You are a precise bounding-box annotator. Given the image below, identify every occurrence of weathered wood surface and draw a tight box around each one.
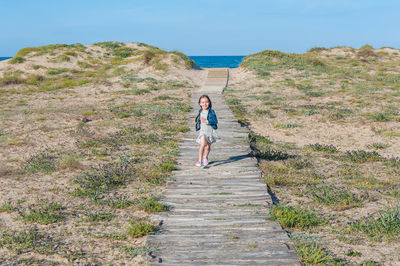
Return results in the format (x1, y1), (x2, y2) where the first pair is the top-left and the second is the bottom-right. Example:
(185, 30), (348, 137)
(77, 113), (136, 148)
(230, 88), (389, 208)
(146, 69), (299, 265)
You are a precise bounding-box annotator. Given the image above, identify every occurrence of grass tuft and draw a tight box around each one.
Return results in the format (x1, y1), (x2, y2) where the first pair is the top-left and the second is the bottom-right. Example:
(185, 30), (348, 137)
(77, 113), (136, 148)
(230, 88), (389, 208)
(347, 205), (400, 241)
(20, 201), (64, 224)
(9, 56), (26, 64)
(307, 143), (338, 153)
(0, 227), (59, 255)
(269, 204), (328, 229)
(121, 245), (157, 258)
(85, 210), (115, 222)
(24, 151), (56, 173)
(305, 183), (369, 210)
(127, 218), (158, 238)
(343, 150), (382, 163)
(72, 156), (135, 199)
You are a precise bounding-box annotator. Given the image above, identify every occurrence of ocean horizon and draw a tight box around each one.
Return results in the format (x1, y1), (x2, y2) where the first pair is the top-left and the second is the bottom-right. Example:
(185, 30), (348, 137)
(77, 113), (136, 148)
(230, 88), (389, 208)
(189, 56), (246, 68)
(1, 56), (246, 68)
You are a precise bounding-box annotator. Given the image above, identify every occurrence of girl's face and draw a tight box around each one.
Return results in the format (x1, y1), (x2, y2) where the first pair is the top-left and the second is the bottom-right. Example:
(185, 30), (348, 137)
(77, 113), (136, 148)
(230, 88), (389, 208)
(199, 97), (210, 110)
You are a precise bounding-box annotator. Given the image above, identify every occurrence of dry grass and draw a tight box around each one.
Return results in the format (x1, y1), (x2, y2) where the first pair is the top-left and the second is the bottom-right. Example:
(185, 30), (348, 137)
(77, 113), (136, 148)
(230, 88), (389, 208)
(0, 42), (201, 264)
(226, 46), (400, 264)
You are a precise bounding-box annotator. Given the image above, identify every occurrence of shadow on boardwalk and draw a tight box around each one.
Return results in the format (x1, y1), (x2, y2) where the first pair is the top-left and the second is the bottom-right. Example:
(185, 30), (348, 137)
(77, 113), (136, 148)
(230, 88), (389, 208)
(207, 153), (252, 167)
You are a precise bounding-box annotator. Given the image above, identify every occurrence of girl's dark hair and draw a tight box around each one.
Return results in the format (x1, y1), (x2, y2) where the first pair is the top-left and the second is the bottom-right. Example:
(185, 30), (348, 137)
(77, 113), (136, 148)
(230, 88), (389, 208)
(198, 95), (212, 108)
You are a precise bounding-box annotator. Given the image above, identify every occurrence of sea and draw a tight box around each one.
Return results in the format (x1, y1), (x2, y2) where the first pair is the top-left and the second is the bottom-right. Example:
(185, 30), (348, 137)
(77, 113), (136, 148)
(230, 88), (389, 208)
(189, 56), (246, 68)
(1, 56), (246, 68)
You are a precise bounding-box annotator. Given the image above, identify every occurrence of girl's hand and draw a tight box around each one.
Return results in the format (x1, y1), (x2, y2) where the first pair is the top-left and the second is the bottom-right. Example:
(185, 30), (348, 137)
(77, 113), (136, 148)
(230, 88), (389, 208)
(193, 121), (197, 125)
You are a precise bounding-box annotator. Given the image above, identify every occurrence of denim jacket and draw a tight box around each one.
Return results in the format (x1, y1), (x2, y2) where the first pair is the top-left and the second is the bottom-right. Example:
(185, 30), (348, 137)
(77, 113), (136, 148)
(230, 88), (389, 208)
(195, 107), (218, 131)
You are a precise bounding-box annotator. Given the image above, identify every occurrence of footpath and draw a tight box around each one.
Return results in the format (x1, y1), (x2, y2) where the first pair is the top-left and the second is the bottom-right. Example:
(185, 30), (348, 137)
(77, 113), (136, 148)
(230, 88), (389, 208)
(146, 68), (299, 265)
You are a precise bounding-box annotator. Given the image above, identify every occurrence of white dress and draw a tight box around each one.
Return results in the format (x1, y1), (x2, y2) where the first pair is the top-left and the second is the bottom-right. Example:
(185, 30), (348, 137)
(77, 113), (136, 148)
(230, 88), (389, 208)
(196, 110), (219, 144)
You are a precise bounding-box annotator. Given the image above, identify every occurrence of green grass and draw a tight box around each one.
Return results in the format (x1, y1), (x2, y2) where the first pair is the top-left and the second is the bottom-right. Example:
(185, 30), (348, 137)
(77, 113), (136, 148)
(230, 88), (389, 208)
(20, 201), (64, 224)
(121, 245), (157, 258)
(305, 183), (369, 210)
(348, 205), (400, 241)
(46, 68), (69, 75)
(343, 150), (382, 163)
(15, 43), (86, 57)
(306, 143), (338, 153)
(84, 211), (115, 222)
(366, 143), (389, 150)
(136, 198), (168, 213)
(294, 239), (335, 264)
(104, 196), (135, 209)
(127, 218), (158, 238)
(8, 56), (26, 64)
(171, 51), (196, 69)
(284, 157), (312, 169)
(0, 227), (59, 255)
(268, 204), (328, 229)
(153, 95), (180, 101)
(57, 152), (82, 169)
(274, 122), (299, 128)
(344, 248), (361, 257)
(0, 203), (14, 212)
(72, 156), (135, 199)
(24, 151), (56, 173)
(370, 112), (390, 122)
(115, 88), (150, 95)
(240, 49), (328, 79)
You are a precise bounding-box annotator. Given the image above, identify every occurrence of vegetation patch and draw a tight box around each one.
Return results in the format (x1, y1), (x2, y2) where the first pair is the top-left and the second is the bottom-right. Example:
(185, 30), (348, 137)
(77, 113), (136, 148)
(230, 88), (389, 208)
(0, 227), (60, 255)
(343, 150), (382, 163)
(121, 245), (157, 258)
(268, 204), (328, 229)
(347, 206), (400, 241)
(84, 210), (115, 222)
(72, 155), (135, 199)
(24, 151), (56, 173)
(306, 143), (338, 153)
(305, 183), (369, 210)
(294, 238), (336, 264)
(19, 201), (64, 224)
(8, 56), (26, 64)
(127, 218), (158, 238)
(0, 203), (14, 213)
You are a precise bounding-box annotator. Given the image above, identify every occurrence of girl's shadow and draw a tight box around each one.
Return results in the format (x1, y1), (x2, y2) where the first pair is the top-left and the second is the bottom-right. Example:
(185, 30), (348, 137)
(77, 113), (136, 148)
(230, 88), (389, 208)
(204, 153), (252, 168)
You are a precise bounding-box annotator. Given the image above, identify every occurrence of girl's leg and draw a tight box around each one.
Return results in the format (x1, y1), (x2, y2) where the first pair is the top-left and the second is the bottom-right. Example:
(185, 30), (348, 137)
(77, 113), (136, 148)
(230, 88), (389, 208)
(204, 142), (211, 160)
(198, 136), (206, 162)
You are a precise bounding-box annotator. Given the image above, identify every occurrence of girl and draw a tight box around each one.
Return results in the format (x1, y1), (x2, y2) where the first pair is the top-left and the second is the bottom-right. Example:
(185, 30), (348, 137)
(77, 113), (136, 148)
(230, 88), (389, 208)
(193, 95), (219, 166)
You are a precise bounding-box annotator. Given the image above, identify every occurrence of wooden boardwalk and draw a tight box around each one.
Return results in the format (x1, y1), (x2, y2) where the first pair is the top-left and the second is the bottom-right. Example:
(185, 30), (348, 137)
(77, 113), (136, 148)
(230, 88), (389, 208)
(146, 68), (299, 265)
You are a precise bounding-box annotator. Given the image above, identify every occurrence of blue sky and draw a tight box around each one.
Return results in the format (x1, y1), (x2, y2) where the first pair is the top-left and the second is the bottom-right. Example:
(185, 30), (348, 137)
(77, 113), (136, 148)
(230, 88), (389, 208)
(1, 0), (399, 56)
